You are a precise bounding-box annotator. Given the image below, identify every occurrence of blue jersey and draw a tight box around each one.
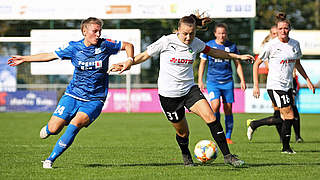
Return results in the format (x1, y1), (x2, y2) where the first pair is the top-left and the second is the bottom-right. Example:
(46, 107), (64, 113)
(200, 40), (239, 83)
(55, 38), (121, 101)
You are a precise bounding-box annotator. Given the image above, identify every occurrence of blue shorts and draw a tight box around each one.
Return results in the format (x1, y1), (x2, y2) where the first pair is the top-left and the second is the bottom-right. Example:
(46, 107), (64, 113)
(53, 95), (104, 127)
(207, 81), (234, 103)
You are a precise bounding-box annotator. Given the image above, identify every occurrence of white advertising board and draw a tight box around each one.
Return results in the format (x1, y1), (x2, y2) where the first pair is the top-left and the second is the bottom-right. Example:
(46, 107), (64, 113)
(245, 88), (274, 113)
(30, 29), (141, 75)
(254, 30), (320, 55)
(0, 0), (255, 19)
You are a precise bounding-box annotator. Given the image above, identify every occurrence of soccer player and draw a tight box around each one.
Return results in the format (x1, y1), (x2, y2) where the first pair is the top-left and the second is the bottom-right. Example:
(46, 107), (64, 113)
(247, 26), (304, 143)
(252, 12), (315, 154)
(8, 17), (134, 168)
(109, 14), (254, 167)
(198, 23), (246, 144)
(247, 69), (304, 142)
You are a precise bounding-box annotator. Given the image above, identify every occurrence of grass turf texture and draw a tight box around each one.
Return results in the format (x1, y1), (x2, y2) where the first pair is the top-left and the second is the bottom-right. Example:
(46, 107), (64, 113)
(0, 112), (319, 179)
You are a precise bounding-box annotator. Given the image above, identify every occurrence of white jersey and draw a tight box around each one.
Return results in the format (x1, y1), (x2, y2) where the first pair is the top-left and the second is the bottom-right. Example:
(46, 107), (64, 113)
(259, 37), (302, 91)
(147, 34), (206, 97)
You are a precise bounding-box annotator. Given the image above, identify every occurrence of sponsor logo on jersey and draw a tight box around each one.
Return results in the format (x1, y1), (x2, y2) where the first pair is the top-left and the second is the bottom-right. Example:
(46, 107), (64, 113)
(79, 60), (103, 70)
(170, 58), (193, 64)
(280, 59), (295, 64)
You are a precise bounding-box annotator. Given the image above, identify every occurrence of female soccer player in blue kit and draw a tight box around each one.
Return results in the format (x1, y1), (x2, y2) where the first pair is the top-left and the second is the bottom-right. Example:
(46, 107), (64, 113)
(198, 23), (246, 144)
(8, 17), (134, 168)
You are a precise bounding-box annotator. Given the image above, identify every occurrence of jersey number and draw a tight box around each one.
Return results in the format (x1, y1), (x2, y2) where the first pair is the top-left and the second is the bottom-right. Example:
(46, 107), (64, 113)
(166, 111), (179, 121)
(54, 105), (65, 115)
(280, 95), (290, 105)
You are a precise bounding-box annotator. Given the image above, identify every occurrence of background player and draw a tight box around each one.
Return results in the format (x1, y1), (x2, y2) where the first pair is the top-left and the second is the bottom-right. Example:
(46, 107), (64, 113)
(247, 26), (304, 143)
(252, 12), (315, 154)
(110, 14), (254, 167)
(8, 17), (134, 168)
(198, 23), (246, 144)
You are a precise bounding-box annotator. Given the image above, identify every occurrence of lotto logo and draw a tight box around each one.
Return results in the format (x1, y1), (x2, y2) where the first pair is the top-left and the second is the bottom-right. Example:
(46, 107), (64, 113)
(170, 58), (193, 64)
(280, 59), (295, 64)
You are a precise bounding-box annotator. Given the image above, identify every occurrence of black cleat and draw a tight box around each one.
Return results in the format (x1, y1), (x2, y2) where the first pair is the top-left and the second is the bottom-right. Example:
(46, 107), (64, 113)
(296, 137), (304, 143)
(182, 153), (194, 166)
(281, 148), (296, 154)
(224, 154), (245, 167)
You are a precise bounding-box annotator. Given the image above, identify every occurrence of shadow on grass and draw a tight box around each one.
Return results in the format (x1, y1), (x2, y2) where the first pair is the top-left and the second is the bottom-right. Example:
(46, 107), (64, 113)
(84, 162), (248, 169)
(248, 162), (320, 167)
(248, 141), (320, 144)
(85, 162), (181, 167)
(261, 149), (320, 153)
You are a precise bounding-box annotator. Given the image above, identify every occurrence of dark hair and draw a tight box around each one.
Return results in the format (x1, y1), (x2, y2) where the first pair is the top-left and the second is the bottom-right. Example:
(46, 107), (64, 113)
(214, 23), (228, 33)
(178, 13), (212, 31)
(80, 17), (103, 35)
(275, 12), (291, 28)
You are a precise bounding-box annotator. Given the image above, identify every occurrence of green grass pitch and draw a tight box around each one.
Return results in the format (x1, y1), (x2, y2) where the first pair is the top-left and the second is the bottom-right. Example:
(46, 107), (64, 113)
(0, 112), (319, 179)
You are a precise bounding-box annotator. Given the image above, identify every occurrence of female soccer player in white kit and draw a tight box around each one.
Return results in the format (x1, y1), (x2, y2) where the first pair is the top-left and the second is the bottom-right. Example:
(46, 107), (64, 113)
(110, 14), (254, 167)
(253, 12), (315, 154)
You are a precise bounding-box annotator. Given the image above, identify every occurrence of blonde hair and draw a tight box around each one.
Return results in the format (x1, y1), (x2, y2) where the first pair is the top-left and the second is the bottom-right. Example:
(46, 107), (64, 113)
(261, 25), (277, 46)
(80, 17), (103, 35)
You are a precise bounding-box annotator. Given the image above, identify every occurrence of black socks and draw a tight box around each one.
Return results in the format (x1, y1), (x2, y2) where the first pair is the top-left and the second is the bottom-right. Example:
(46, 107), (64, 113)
(250, 110), (282, 131)
(282, 119), (294, 150)
(292, 105), (301, 139)
(176, 134), (191, 155)
(207, 121), (230, 156)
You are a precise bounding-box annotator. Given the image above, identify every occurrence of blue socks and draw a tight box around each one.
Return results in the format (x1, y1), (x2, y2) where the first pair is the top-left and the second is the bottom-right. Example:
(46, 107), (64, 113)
(214, 113), (233, 139)
(46, 125), (53, 135)
(47, 124), (79, 162)
(225, 115), (234, 139)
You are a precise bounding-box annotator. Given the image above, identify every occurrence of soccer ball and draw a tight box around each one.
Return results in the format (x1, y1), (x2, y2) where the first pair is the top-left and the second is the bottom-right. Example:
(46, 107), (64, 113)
(194, 140), (218, 163)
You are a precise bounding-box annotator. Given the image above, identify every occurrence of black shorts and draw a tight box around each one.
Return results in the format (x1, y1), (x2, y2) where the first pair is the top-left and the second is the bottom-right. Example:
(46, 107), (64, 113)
(159, 85), (206, 123)
(267, 89), (293, 108)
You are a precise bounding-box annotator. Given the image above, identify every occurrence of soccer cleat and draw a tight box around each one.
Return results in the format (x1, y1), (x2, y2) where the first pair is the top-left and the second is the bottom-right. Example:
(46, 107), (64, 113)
(40, 125), (50, 139)
(247, 126), (254, 141)
(226, 138), (234, 144)
(182, 153), (194, 166)
(296, 137), (304, 143)
(281, 148), (296, 154)
(246, 119), (255, 128)
(224, 154), (245, 167)
(42, 160), (53, 169)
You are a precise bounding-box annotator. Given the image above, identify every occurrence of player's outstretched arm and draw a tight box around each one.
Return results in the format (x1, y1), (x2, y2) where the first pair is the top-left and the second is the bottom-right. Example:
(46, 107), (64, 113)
(8, 53), (58, 66)
(206, 48), (254, 62)
(295, 59), (315, 94)
(119, 41), (134, 73)
(108, 50), (151, 73)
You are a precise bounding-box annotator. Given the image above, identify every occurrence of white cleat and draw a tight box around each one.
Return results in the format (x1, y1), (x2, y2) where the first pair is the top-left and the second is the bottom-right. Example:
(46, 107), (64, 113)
(40, 126), (50, 139)
(247, 126), (254, 141)
(42, 160), (53, 169)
